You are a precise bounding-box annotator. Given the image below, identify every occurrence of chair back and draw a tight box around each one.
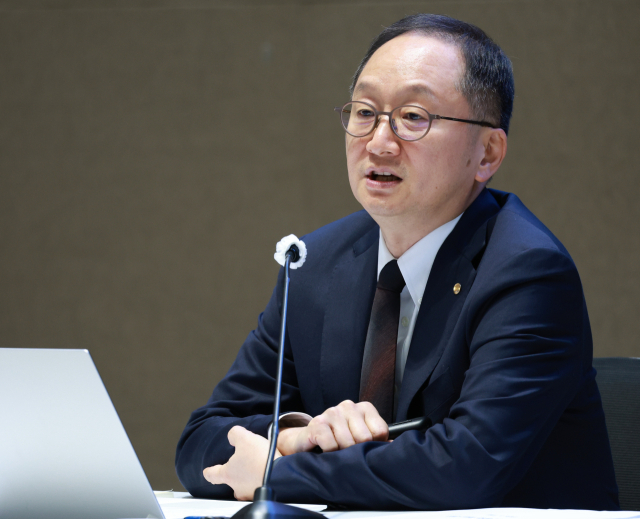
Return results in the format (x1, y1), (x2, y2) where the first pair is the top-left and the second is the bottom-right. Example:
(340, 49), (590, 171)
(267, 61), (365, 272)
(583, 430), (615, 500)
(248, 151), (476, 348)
(593, 357), (640, 511)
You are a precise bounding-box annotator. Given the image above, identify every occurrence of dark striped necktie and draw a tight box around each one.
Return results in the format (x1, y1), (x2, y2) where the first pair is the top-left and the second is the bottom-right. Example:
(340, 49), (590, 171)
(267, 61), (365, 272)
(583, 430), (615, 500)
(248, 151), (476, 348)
(359, 259), (406, 423)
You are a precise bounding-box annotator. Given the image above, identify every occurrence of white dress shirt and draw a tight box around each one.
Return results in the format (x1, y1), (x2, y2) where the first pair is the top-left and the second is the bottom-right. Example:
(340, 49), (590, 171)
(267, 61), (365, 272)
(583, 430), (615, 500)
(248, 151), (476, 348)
(376, 213), (462, 393)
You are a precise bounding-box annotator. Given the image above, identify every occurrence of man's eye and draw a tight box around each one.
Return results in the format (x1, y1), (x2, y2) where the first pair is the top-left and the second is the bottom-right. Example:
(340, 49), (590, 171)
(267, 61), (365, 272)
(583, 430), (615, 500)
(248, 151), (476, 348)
(404, 111), (425, 121)
(357, 110), (375, 117)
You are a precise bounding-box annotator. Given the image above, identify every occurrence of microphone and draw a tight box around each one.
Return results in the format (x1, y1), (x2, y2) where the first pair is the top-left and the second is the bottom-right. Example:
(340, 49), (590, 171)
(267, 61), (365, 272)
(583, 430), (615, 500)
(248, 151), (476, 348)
(232, 236), (322, 519)
(387, 416), (431, 439)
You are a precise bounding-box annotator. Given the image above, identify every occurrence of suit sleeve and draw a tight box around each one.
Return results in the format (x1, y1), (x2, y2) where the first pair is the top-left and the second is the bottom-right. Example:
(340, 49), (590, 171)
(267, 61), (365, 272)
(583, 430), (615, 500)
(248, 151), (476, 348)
(266, 246), (588, 510)
(175, 267), (305, 499)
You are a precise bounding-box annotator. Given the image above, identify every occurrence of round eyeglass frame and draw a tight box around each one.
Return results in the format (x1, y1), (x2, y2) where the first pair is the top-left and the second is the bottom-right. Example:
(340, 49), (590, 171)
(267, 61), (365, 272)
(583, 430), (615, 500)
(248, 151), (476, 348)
(334, 101), (497, 142)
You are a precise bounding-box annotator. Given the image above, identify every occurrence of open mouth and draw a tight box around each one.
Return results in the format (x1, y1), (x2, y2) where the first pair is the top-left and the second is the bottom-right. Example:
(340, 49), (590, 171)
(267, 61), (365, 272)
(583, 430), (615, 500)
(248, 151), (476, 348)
(368, 171), (401, 182)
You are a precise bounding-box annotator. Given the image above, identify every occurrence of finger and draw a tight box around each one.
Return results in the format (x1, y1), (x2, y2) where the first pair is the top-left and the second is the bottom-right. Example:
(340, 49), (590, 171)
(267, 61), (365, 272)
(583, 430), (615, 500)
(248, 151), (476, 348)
(333, 399), (374, 444)
(335, 400), (374, 444)
(318, 408), (355, 451)
(203, 464), (225, 485)
(227, 425), (248, 447)
(292, 427), (317, 453)
(346, 412), (374, 444)
(330, 416), (358, 450)
(321, 403), (359, 449)
(362, 403), (389, 441)
(309, 420), (340, 452)
(330, 408), (370, 449)
(277, 426), (309, 455)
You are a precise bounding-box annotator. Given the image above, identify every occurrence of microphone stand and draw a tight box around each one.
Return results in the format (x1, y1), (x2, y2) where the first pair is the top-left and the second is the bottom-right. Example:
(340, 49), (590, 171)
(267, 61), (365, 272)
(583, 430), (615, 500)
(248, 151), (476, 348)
(232, 245), (325, 519)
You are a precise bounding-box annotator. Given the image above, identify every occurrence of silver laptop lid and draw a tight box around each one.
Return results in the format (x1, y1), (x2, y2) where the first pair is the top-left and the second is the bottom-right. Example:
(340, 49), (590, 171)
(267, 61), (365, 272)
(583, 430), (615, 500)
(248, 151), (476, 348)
(0, 348), (165, 519)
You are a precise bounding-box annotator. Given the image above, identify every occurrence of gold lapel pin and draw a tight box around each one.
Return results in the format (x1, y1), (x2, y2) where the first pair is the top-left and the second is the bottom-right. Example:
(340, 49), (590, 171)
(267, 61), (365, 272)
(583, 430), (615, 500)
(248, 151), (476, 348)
(453, 283), (461, 295)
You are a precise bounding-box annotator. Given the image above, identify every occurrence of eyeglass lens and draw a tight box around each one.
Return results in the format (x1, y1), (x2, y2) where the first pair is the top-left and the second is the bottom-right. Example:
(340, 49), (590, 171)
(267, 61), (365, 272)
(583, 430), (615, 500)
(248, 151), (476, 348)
(340, 102), (431, 141)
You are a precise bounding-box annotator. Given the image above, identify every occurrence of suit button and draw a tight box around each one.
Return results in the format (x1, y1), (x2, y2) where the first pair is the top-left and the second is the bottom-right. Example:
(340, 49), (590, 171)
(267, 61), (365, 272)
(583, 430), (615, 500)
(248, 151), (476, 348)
(453, 283), (461, 295)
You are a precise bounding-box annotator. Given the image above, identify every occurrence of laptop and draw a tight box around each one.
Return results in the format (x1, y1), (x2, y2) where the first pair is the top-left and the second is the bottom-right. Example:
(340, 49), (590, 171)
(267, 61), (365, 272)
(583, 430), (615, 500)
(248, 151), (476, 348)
(0, 348), (165, 519)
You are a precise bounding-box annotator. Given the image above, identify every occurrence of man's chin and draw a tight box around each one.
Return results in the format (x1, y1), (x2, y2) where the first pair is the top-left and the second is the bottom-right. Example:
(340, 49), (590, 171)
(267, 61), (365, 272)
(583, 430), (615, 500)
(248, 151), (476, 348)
(359, 200), (407, 222)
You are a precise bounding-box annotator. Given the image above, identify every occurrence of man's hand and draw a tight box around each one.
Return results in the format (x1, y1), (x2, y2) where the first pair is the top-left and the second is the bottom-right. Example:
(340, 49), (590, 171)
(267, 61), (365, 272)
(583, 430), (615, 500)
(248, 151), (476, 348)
(203, 426), (281, 501)
(277, 400), (388, 455)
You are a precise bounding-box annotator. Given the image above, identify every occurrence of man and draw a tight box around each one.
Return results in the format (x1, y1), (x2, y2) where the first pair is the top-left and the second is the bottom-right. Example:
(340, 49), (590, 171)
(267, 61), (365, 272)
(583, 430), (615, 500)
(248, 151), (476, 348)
(176, 14), (618, 510)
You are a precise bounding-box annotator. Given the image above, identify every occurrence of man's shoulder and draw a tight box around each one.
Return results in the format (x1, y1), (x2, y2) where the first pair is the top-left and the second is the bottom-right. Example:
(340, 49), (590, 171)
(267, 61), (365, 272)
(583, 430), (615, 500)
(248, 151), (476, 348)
(487, 188), (572, 259)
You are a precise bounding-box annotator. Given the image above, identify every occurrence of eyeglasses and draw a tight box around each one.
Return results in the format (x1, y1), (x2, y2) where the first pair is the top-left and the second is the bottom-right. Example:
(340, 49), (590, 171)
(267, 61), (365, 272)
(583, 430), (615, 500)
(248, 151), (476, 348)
(334, 101), (497, 142)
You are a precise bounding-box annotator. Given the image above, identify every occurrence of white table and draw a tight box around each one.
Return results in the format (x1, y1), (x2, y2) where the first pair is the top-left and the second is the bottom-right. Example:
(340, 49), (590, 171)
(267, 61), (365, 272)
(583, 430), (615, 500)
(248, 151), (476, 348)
(153, 492), (640, 519)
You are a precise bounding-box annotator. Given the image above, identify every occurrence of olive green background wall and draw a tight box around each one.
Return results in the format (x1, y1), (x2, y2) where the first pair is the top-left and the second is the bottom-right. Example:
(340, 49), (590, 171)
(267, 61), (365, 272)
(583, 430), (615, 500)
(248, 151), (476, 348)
(1, 0), (638, 491)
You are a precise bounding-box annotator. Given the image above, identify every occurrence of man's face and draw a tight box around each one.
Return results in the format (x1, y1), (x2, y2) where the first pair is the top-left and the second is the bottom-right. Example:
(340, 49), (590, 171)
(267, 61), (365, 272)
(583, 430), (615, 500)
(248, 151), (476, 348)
(347, 33), (489, 233)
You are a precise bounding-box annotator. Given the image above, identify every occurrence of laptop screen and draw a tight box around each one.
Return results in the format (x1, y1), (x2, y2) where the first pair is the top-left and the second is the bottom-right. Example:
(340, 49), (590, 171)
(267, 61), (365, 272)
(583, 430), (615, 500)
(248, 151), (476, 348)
(0, 348), (165, 519)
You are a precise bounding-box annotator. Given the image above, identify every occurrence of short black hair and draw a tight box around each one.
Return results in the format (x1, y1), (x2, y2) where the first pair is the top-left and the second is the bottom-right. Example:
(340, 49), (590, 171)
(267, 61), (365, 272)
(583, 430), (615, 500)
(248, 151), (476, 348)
(350, 14), (514, 134)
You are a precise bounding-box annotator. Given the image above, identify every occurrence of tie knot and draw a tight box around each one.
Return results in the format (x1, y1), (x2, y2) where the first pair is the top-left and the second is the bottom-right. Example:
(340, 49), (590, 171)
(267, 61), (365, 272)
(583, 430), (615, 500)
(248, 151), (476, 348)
(378, 260), (406, 293)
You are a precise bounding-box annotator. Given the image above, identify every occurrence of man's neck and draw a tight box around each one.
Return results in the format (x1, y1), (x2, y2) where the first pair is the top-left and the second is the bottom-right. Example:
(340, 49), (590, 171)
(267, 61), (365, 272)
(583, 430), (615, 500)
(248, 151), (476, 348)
(377, 186), (483, 258)
(380, 216), (452, 258)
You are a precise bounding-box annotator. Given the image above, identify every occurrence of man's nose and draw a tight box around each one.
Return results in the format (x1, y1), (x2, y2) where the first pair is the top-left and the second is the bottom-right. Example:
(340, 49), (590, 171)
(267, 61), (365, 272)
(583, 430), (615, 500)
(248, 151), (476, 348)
(365, 115), (401, 156)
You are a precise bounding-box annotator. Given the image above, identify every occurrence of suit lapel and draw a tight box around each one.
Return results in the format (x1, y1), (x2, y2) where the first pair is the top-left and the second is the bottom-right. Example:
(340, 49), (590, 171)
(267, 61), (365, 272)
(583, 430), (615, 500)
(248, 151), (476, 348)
(396, 189), (501, 420)
(320, 227), (378, 409)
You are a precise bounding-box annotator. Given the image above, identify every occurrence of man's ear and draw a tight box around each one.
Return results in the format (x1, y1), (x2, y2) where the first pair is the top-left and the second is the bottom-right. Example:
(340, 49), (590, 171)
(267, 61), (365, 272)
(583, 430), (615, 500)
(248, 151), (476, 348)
(475, 128), (508, 183)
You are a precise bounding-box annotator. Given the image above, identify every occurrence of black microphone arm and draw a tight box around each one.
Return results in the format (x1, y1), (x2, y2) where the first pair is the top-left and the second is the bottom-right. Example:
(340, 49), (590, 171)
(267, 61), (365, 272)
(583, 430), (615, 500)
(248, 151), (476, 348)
(232, 243), (324, 519)
(262, 244), (298, 488)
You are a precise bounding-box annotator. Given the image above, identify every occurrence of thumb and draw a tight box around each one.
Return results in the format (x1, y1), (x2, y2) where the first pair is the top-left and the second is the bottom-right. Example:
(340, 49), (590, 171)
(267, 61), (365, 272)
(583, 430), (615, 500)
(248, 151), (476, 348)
(203, 464), (225, 484)
(227, 425), (248, 447)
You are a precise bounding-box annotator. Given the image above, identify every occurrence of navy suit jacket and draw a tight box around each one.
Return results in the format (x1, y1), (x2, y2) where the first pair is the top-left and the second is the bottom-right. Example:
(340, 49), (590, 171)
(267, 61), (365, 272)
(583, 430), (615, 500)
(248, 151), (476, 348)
(176, 189), (619, 510)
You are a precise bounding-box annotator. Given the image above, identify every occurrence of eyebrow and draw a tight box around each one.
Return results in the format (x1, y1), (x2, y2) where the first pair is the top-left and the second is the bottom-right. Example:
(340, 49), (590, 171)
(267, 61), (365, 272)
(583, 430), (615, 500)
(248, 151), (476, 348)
(352, 81), (439, 102)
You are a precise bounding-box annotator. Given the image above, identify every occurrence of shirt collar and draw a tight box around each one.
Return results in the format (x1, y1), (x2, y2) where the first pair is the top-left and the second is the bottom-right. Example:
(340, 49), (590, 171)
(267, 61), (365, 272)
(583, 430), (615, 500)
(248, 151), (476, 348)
(377, 213), (463, 306)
